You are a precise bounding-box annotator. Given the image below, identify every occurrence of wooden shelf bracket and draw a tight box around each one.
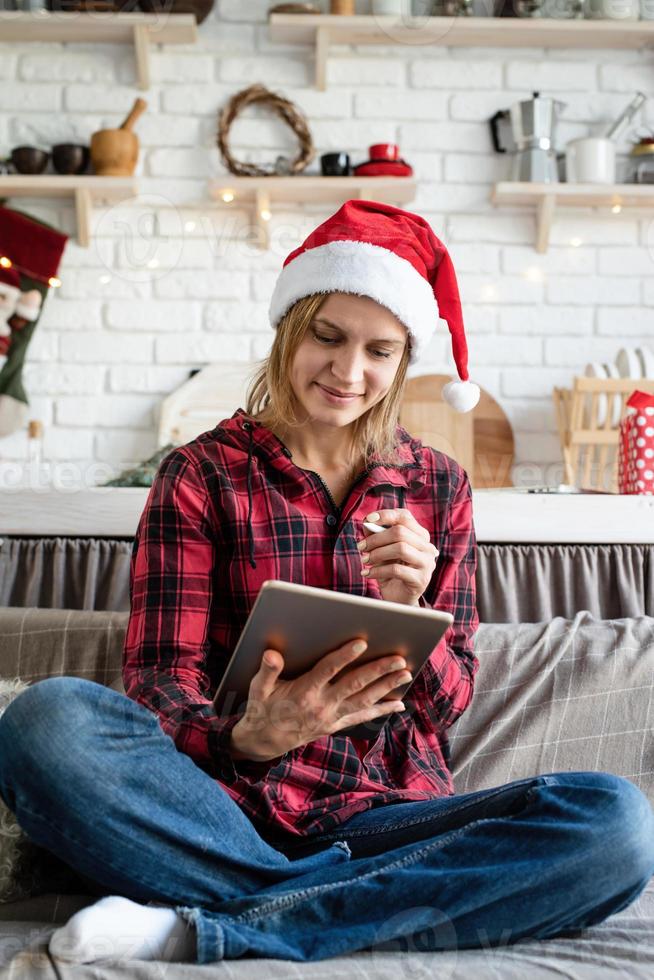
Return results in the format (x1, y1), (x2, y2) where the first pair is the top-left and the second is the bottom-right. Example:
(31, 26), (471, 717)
(536, 193), (556, 254)
(492, 181), (654, 252)
(0, 12), (197, 91)
(0, 176), (139, 247)
(208, 175), (417, 250)
(132, 23), (151, 91)
(269, 14), (654, 90)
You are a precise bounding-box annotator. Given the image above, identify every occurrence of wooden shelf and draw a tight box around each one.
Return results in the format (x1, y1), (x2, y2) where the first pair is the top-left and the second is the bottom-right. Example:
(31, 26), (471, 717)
(0, 12), (197, 89)
(269, 13), (654, 89)
(492, 181), (654, 253)
(208, 175), (417, 248)
(0, 175), (138, 247)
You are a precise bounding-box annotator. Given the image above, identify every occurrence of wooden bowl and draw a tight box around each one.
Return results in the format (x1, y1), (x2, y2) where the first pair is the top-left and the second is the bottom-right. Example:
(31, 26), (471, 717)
(138, 0), (214, 23)
(52, 143), (90, 175)
(90, 129), (138, 176)
(10, 146), (49, 174)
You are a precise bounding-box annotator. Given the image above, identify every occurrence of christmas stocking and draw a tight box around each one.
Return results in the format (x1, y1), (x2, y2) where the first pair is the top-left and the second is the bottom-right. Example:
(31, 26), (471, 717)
(0, 207), (68, 438)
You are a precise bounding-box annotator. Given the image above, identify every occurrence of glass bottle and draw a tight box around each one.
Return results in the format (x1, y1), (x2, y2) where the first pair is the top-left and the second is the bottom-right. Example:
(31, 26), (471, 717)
(27, 420), (43, 464)
(26, 419), (48, 489)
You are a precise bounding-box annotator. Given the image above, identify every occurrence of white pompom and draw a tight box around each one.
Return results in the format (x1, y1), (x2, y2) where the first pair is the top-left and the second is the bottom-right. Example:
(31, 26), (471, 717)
(442, 379), (481, 413)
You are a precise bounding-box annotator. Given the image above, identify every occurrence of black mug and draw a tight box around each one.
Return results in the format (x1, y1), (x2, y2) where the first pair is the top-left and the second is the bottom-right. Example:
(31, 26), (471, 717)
(321, 152), (351, 176)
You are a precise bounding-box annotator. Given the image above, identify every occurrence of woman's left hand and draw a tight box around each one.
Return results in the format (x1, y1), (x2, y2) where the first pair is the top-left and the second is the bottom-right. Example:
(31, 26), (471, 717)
(357, 509), (439, 606)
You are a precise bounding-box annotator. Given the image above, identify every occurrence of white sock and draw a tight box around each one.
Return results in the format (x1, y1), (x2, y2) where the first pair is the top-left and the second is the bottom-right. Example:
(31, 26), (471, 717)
(48, 895), (197, 963)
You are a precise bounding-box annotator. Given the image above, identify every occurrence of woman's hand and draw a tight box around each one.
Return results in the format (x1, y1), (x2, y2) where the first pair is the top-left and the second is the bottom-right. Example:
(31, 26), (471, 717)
(357, 509), (439, 606)
(229, 639), (412, 762)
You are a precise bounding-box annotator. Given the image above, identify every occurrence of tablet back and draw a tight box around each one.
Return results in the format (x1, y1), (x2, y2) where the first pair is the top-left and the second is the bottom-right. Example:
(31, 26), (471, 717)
(213, 580), (453, 742)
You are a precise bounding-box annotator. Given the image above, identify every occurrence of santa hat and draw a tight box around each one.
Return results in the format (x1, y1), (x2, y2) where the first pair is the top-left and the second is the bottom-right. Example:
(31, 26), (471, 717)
(268, 199), (480, 413)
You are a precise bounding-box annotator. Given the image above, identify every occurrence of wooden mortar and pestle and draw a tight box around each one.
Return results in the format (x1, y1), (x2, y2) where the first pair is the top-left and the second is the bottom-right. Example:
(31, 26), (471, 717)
(90, 98), (147, 176)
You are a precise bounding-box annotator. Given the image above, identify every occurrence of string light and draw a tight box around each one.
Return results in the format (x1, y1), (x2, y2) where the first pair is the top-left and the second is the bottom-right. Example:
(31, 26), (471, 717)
(260, 209), (272, 222)
(221, 191), (235, 203)
(524, 265), (544, 282)
(0, 254), (61, 287)
(611, 204), (622, 214)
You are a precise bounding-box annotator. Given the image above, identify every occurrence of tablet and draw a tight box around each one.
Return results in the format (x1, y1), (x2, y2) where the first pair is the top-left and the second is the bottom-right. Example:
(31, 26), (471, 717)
(212, 579), (453, 742)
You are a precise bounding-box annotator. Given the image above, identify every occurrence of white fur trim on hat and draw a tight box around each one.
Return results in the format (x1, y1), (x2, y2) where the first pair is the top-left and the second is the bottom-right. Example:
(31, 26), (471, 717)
(268, 240), (439, 365)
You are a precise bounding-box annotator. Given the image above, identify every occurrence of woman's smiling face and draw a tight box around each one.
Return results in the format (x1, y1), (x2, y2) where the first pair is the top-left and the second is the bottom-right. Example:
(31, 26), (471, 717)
(288, 292), (408, 426)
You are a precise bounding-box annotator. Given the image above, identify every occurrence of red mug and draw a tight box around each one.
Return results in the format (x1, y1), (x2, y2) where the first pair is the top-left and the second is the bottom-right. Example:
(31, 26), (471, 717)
(369, 143), (400, 161)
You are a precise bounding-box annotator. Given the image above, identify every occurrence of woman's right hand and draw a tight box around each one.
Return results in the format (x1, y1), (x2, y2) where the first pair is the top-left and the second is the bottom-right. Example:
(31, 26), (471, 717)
(229, 639), (412, 762)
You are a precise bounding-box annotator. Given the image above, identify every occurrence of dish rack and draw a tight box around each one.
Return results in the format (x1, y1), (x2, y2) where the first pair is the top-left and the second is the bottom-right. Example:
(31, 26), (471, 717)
(553, 377), (654, 491)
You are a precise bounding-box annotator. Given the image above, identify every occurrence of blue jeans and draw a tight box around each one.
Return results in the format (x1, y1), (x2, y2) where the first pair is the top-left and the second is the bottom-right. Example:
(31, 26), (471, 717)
(0, 676), (652, 964)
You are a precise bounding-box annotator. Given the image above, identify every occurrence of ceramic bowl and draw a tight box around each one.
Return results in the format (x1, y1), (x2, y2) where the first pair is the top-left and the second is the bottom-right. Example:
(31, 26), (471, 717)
(138, 0), (215, 24)
(51, 143), (90, 175)
(10, 146), (49, 174)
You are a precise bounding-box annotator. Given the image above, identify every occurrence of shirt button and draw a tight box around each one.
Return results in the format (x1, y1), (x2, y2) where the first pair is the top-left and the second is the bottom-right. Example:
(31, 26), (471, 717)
(325, 514), (337, 527)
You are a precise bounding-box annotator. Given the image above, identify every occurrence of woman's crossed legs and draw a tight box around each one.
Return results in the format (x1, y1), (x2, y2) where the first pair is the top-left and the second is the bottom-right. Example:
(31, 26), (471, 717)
(0, 676), (651, 964)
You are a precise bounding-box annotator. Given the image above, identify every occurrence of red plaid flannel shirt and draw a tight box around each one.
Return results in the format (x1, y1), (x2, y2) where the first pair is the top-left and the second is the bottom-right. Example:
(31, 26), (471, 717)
(123, 408), (479, 840)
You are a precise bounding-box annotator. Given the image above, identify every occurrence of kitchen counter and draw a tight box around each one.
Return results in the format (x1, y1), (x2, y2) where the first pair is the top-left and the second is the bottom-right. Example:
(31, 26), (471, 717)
(0, 487), (652, 543)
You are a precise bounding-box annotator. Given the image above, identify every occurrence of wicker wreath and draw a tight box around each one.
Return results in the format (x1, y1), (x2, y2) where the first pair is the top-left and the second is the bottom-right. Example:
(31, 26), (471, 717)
(217, 84), (315, 177)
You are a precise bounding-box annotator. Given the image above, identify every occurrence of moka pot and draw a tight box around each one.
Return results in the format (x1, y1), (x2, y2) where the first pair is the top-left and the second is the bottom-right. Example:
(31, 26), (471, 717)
(490, 91), (566, 183)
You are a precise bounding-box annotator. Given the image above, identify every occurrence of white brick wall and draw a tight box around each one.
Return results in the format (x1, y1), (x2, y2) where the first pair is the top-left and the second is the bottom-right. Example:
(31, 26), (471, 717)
(1, 3), (653, 486)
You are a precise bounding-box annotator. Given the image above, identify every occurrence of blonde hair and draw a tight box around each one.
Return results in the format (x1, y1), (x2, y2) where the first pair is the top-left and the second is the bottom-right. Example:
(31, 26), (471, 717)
(244, 293), (412, 475)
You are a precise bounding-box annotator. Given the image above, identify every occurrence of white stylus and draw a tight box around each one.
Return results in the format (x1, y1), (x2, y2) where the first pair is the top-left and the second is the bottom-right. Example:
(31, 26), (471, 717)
(362, 520), (440, 556)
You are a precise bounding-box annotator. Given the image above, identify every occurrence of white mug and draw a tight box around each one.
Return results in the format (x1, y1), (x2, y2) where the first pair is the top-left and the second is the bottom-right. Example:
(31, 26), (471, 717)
(565, 138), (616, 184)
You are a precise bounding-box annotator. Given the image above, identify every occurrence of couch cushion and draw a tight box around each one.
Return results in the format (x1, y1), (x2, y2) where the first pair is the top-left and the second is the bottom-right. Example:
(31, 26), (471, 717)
(0, 607), (127, 691)
(449, 612), (654, 806)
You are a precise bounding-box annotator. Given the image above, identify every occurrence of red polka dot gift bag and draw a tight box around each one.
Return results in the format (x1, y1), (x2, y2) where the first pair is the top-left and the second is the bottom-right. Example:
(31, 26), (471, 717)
(618, 390), (654, 495)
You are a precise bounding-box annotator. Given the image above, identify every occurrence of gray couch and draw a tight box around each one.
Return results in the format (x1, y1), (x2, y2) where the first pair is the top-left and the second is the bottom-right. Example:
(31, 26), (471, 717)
(0, 606), (652, 978)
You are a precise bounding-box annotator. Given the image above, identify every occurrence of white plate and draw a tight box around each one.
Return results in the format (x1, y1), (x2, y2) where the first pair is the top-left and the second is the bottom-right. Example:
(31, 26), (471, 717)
(615, 347), (643, 380)
(603, 362), (623, 426)
(584, 361), (610, 426)
(636, 346), (654, 379)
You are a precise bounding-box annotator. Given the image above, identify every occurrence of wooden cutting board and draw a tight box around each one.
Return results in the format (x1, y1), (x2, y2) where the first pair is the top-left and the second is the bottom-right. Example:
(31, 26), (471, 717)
(400, 374), (515, 489)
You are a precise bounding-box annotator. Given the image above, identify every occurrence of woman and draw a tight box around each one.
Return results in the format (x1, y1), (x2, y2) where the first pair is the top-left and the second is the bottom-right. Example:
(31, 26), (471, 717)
(0, 201), (651, 966)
